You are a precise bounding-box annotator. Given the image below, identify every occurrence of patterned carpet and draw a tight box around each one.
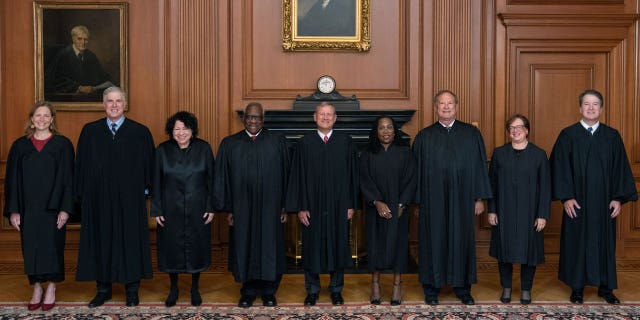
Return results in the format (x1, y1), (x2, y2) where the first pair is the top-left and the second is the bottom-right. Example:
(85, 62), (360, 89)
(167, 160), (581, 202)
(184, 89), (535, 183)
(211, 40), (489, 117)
(1, 302), (639, 319)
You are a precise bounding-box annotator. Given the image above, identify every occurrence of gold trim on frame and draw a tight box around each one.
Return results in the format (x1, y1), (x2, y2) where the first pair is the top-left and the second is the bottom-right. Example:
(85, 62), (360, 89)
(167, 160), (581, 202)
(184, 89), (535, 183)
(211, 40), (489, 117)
(282, 0), (371, 51)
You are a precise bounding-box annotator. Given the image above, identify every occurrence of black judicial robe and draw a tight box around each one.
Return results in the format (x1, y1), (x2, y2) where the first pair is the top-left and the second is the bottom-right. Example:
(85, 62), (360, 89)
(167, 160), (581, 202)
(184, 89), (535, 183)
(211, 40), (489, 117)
(360, 143), (417, 273)
(550, 123), (637, 290)
(214, 129), (289, 283)
(488, 143), (550, 266)
(286, 132), (359, 273)
(3, 135), (74, 278)
(151, 138), (214, 273)
(413, 121), (492, 288)
(75, 118), (155, 283)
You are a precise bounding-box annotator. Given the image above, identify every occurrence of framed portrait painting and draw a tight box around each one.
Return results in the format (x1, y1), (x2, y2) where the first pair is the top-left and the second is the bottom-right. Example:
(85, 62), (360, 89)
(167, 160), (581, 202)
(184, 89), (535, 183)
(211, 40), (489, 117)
(34, 2), (128, 111)
(282, 0), (371, 51)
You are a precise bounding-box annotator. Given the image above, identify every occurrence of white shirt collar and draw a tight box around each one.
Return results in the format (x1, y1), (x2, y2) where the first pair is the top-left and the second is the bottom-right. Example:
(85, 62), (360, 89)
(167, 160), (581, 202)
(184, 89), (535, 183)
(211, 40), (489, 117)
(580, 120), (599, 132)
(439, 119), (456, 128)
(317, 130), (333, 140)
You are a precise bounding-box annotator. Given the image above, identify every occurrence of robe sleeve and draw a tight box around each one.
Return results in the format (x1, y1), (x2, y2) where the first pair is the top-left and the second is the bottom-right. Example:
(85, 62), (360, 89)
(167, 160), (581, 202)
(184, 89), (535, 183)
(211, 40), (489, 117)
(143, 127), (155, 197)
(610, 132), (638, 204)
(278, 135), (291, 209)
(74, 125), (89, 205)
(487, 149), (499, 213)
(472, 128), (492, 200)
(399, 149), (418, 205)
(47, 137), (75, 215)
(359, 150), (383, 205)
(537, 149), (552, 219)
(411, 133), (424, 205)
(3, 140), (22, 217)
(550, 130), (575, 202)
(213, 138), (232, 212)
(150, 146), (165, 217)
(204, 142), (216, 212)
(348, 138), (360, 210)
(285, 140), (308, 212)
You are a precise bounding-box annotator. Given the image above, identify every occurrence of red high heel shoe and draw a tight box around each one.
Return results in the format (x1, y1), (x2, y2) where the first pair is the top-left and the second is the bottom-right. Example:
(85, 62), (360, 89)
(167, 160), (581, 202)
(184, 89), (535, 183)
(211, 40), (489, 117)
(27, 298), (42, 311)
(41, 301), (55, 311)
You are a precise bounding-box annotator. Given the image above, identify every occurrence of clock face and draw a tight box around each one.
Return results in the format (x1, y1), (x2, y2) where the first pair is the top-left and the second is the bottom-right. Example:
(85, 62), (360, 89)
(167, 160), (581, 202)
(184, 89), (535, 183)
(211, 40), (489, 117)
(317, 75), (336, 94)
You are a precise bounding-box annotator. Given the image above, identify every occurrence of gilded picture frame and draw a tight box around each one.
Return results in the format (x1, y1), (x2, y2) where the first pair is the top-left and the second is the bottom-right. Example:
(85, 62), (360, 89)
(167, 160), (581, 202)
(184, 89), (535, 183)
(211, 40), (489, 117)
(34, 2), (128, 111)
(282, 0), (371, 51)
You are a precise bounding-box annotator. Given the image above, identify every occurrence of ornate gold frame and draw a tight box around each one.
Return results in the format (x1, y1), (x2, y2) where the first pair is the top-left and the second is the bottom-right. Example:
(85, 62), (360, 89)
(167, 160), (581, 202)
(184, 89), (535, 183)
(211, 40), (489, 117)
(33, 2), (128, 111)
(282, 0), (371, 51)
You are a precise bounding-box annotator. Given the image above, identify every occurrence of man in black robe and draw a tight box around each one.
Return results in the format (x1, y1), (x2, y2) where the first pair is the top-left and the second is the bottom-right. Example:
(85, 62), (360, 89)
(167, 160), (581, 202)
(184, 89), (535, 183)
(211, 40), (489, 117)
(550, 89), (637, 304)
(286, 102), (359, 306)
(214, 102), (289, 308)
(75, 86), (155, 307)
(45, 25), (115, 102)
(413, 90), (492, 305)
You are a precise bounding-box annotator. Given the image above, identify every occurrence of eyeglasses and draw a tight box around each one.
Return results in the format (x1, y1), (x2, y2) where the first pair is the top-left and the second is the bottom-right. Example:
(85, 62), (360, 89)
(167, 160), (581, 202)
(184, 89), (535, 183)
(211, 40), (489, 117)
(508, 125), (526, 132)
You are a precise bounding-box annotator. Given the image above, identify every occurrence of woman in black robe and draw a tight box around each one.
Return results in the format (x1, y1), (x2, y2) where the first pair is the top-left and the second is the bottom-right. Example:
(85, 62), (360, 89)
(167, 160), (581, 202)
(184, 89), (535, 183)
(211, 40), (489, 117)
(360, 116), (416, 305)
(487, 114), (551, 304)
(151, 111), (215, 307)
(4, 101), (74, 311)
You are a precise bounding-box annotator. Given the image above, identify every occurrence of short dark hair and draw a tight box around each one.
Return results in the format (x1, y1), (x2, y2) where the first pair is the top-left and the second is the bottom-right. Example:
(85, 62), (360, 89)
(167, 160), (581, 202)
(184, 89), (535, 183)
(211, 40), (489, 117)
(433, 89), (458, 104)
(367, 115), (407, 154)
(579, 89), (604, 107)
(505, 114), (530, 137)
(165, 111), (199, 137)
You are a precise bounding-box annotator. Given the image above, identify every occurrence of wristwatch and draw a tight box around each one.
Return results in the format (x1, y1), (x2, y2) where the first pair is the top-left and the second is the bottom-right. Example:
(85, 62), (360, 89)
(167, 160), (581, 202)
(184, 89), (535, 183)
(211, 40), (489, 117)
(398, 203), (405, 209)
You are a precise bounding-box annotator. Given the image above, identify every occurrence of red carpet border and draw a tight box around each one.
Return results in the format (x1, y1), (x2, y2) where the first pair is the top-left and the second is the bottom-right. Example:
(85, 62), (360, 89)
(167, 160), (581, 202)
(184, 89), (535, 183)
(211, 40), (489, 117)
(0, 302), (639, 319)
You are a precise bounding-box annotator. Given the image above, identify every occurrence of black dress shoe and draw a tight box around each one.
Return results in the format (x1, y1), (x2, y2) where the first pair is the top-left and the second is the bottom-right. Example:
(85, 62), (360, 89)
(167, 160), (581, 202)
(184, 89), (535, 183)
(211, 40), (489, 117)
(304, 293), (318, 306)
(458, 294), (475, 305)
(238, 295), (255, 308)
(570, 290), (584, 304)
(331, 292), (344, 305)
(425, 296), (439, 305)
(88, 292), (112, 308)
(262, 295), (277, 307)
(598, 292), (620, 304)
(125, 292), (139, 307)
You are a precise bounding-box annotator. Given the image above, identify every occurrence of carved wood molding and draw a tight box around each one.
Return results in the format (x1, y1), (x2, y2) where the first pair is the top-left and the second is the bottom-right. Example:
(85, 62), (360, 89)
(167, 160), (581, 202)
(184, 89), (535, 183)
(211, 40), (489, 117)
(499, 13), (638, 27)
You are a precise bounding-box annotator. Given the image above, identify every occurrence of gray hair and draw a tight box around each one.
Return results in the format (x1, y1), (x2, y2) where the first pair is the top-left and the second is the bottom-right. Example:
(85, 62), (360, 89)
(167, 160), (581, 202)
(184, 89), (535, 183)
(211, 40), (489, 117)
(103, 86), (127, 103)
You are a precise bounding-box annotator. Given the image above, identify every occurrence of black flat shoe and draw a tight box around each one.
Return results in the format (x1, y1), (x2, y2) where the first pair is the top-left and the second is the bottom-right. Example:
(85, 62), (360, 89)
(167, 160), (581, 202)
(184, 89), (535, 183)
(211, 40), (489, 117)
(238, 295), (255, 308)
(331, 292), (344, 305)
(88, 292), (112, 308)
(262, 295), (277, 307)
(458, 294), (475, 305)
(191, 290), (202, 306)
(304, 293), (318, 306)
(425, 296), (439, 305)
(570, 290), (584, 304)
(165, 287), (178, 307)
(500, 288), (512, 303)
(598, 292), (620, 304)
(125, 292), (139, 307)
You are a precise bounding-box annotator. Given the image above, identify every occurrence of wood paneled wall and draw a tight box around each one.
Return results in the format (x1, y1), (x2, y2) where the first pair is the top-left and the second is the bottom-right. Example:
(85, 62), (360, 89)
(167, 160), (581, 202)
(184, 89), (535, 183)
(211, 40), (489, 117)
(0, 0), (638, 274)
